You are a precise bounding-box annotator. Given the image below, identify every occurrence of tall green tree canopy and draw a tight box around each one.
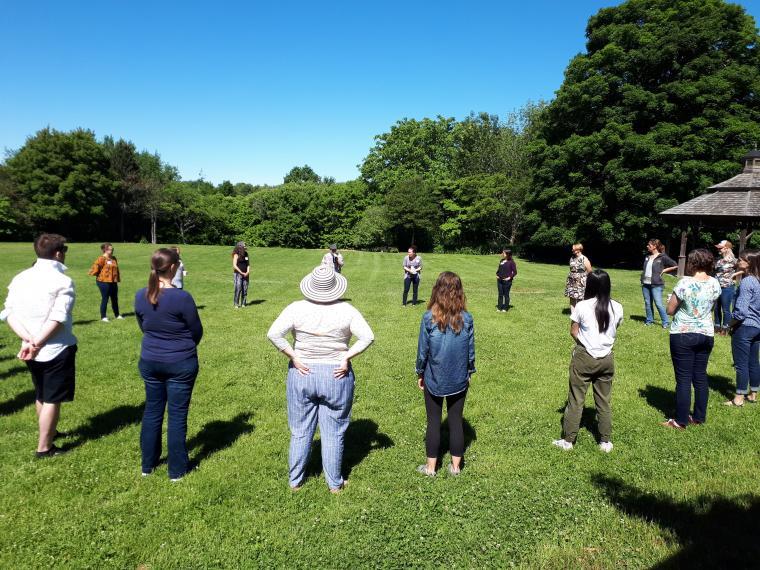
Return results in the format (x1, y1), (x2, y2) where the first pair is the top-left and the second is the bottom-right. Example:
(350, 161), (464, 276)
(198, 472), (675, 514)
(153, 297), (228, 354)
(529, 0), (760, 254)
(283, 165), (321, 184)
(5, 128), (116, 240)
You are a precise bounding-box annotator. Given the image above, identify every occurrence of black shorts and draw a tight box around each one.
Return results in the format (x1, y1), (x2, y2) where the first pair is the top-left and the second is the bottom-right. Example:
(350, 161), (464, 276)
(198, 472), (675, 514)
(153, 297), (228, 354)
(26, 345), (77, 403)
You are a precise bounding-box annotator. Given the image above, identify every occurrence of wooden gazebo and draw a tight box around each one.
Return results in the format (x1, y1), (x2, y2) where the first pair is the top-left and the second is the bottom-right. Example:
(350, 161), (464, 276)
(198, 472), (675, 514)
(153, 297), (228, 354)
(660, 150), (760, 276)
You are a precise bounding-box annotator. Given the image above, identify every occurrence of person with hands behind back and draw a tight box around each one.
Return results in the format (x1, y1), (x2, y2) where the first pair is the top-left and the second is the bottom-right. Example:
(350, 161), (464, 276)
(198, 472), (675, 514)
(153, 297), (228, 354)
(2, 234), (77, 458)
(415, 272), (475, 476)
(267, 265), (374, 493)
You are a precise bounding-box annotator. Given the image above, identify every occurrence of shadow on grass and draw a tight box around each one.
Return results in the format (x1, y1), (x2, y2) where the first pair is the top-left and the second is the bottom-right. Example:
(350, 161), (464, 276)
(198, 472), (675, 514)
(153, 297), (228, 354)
(707, 374), (735, 400)
(556, 405), (601, 442)
(0, 365), (27, 381)
(638, 385), (672, 419)
(561, 307), (571, 315)
(306, 419), (394, 480)
(66, 404), (145, 450)
(245, 300), (266, 306)
(188, 412), (254, 468)
(0, 354), (16, 363)
(0, 389), (35, 416)
(629, 315), (648, 323)
(593, 474), (760, 569)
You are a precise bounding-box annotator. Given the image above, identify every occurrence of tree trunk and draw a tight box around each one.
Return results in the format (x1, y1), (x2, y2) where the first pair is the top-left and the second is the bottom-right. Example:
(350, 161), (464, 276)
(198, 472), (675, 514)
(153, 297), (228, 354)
(151, 212), (157, 244)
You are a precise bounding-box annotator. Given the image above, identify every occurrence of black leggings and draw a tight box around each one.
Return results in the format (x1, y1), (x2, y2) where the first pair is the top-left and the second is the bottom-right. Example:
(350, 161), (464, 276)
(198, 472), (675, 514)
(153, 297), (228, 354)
(424, 387), (467, 458)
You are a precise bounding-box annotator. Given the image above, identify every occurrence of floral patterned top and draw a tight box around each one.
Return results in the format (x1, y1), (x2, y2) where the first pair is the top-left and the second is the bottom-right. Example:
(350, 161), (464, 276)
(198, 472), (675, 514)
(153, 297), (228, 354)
(670, 276), (721, 336)
(713, 253), (737, 289)
(88, 255), (120, 283)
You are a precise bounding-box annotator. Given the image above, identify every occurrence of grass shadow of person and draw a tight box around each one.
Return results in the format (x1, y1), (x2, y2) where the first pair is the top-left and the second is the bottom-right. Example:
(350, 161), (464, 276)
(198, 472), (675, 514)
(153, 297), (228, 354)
(638, 385), (673, 419)
(592, 474), (760, 569)
(707, 373), (736, 400)
(0, 388), (35, 416)
(0, 365), (27, 381)
(188, 412), (254, 469)
(561, 307), (571, 315)
(65, 403), (145, 450)
(629, 315), (647, 323)
(245, 300), (266, 306)
(305, 418), (394, 481)
(0, 354), (17, 363)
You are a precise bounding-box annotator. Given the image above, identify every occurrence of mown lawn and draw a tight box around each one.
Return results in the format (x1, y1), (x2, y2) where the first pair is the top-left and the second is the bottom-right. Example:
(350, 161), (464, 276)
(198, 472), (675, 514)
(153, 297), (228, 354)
(0, 243), (758, 568)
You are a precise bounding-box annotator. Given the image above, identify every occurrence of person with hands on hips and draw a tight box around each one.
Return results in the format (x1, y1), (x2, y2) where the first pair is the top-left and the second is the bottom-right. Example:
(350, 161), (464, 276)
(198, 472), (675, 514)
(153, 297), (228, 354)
(640, 238), (678, 328)
(415, 272), (475, 477)
(267, 265), (374, 493)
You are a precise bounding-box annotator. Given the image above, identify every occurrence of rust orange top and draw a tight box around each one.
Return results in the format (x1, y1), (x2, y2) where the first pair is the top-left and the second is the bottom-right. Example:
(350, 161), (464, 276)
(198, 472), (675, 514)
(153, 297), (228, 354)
(88, 255), (120, 283)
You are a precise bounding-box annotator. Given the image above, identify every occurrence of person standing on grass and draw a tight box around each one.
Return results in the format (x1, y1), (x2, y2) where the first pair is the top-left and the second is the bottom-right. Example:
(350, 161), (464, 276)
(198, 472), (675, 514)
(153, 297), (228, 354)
(1, 234), (77, 458)
(415, 272), (475, 476)
(232, 241), (250, 308)
(496, 248), (517, 312)
(267, 265), (374, 493)
(402, 246), (423, 306)
(135, 248), (203, 481)
(662, 249), (721, 429)
(725, 249), (760, 407)
(641, 238), (678, 328)
(564, 244), (592, 316)
(713, 239), (737, 335)
(88, 242), (123, 322)
(553, 270), (623, 453)
(170, 246), (187, 289)
(322, 244), (344, 273)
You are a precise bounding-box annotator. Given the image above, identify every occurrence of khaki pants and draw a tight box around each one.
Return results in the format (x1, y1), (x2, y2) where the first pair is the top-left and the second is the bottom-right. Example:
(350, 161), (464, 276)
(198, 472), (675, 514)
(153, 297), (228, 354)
(562, 345), (614, 444)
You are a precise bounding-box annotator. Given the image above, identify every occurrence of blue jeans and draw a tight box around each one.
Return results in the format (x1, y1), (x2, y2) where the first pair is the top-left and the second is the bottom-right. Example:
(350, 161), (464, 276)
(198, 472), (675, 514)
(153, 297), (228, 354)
(731, 324), (760, 395)
(403, 275), (420, 305)
(714, 286), (735, 330)
(139, 357), (199, 478)
(497, 279), (513, 310)
(669, 333), (713, 426)
(96, 281), (119, 319)
(642, 284), (668, 326)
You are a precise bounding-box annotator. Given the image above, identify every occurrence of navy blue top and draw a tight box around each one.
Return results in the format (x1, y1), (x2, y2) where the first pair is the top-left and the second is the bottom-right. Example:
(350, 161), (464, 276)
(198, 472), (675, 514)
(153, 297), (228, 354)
(733, 275), (760, 330)
(416, 310), (476, 397)
(135, 287), (203, 363)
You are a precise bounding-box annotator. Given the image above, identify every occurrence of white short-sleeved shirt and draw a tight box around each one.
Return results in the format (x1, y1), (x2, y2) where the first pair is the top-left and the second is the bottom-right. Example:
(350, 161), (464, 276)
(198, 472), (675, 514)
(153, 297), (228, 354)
(572, 298), (624, 358)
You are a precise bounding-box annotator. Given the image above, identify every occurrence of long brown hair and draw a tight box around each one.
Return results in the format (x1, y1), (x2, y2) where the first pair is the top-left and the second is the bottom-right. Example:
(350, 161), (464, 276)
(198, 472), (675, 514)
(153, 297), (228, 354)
(739, 249), (760, 280)
(427, 271), (467, 333)
(146, 248), (179, 305)
(648, 238), (665, 253)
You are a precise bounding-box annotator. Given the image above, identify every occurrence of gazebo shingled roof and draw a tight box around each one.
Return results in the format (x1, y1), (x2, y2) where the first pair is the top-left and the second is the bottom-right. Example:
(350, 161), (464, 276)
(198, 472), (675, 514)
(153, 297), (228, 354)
(659, 150), (760, 275)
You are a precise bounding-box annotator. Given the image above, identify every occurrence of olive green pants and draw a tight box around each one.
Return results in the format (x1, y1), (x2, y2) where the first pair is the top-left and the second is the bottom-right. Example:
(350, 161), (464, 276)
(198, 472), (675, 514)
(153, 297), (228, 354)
(562, 345), (614, 444)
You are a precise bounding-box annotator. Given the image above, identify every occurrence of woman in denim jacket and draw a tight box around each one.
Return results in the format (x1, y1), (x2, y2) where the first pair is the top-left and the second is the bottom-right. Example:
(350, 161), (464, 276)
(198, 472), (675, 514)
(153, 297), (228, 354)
(415, 272), (475, 476)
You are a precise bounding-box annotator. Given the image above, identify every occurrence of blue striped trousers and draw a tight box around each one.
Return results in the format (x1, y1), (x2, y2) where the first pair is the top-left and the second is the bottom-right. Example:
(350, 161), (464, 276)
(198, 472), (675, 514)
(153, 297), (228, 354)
(286, 362), (355, 490)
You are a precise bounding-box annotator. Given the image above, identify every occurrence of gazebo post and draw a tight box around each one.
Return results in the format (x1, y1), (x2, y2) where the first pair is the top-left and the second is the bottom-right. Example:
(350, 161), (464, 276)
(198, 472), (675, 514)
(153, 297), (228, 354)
(677, 228), (688, 277)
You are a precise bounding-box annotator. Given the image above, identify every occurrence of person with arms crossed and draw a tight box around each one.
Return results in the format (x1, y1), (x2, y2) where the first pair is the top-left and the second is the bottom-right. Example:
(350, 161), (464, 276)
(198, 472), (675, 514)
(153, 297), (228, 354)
(402, 246), (423, 306)
(2, 234), (77, 457)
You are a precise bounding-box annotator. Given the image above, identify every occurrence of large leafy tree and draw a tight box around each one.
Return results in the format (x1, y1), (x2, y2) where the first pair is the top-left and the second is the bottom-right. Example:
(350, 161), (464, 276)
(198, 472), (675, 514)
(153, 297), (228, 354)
(103, 136), (141, 240)
(529, 0), (760, 255)
(283, 165), (321, 184)
(5, 128), (116, 239)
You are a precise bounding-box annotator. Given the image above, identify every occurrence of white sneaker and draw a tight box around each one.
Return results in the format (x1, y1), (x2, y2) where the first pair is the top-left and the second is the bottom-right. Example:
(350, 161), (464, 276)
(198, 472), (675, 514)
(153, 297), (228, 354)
(599, 442), (613, 453)
(116, 315), (124, 320)
(551, 439), (573, 450)
(101, 317), (110, 322)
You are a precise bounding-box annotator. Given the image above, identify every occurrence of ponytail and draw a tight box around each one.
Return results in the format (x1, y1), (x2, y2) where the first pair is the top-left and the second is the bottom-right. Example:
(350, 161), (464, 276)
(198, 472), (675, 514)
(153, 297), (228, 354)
(145, 248), (179, 306)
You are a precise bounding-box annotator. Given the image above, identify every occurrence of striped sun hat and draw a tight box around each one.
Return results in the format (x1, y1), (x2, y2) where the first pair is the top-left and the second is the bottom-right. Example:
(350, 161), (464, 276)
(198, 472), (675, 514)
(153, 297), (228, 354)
(300, 264), (347, 303)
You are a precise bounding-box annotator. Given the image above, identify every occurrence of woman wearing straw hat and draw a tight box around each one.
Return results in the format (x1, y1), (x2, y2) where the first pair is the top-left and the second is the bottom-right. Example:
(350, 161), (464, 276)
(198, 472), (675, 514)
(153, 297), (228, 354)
(267, 265), (374, 493)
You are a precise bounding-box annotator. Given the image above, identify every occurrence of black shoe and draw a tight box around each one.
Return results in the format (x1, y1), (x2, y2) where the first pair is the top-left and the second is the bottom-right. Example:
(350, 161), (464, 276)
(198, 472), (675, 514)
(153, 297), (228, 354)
(35, 445), (65, 459)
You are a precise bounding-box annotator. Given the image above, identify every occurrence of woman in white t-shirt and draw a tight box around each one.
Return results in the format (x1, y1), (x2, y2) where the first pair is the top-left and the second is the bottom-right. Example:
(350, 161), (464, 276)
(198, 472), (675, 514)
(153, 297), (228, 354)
(553, 270), (623, 453)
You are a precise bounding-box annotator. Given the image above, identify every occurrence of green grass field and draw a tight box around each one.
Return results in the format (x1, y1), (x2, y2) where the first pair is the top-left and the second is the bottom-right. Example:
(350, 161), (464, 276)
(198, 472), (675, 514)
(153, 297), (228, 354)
(1, 243), (758, 568)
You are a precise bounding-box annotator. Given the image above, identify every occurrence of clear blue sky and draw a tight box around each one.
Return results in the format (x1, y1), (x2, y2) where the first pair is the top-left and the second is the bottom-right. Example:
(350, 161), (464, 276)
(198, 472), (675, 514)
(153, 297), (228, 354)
(2, 0), (759, 186)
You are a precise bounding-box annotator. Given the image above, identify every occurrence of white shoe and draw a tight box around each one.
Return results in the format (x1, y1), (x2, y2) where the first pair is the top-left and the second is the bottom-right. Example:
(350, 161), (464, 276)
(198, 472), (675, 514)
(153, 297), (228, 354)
(599, 442), (613, 453)
(551, 439), (573, 450)
(116, 315), (124, 320)
(101, 317), (110, 322)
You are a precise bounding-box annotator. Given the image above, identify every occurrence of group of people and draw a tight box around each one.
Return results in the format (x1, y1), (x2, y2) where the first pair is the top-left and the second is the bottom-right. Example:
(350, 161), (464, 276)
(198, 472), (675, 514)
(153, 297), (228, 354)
(4, 232), (758, 490)
(554, 238), (759, 453)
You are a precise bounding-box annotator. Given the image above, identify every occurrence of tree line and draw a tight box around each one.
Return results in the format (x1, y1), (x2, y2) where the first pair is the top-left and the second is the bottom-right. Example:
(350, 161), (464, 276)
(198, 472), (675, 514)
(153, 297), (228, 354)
(2, 0), (759, 260)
